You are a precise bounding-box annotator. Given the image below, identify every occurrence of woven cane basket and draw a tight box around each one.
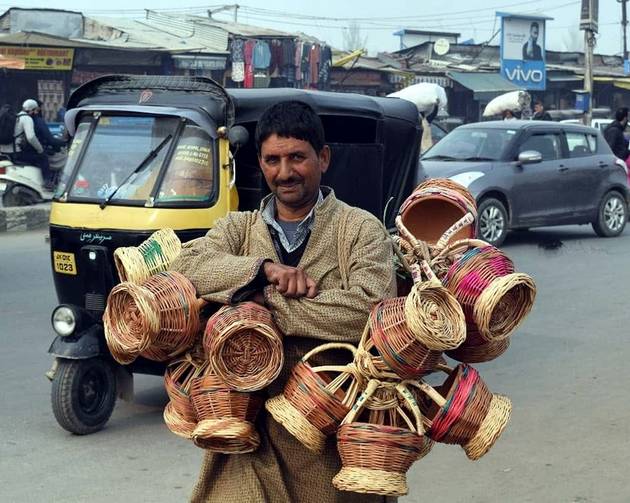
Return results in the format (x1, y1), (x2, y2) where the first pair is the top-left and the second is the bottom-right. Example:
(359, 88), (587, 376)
(446, 333), (510, 364)
(190, 370), (263, 454)
(332, 380), (429, 496)
(104, 272), (200, 364)
(411, 364), (512, 460)
(204, 302), (283, 392)
(399, 179), (477, 245)
(265, 343), (363, 453)
(103, 282), (160, 365)
(163, 356), (207, 439)
(369, 298), (444, 379)
(114, 228), (182, 284)
(443, 245), (536, 342)
(415, 178), (477, 213)
(140, 271), (200, 361)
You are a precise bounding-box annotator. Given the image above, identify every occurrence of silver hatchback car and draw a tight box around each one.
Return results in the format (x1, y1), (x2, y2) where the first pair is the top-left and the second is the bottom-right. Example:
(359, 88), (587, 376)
(417, 120), (629, 246)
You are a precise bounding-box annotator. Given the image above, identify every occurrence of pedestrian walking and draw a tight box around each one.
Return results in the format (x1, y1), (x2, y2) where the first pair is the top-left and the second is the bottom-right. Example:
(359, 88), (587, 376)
(603, 107), (629, 160)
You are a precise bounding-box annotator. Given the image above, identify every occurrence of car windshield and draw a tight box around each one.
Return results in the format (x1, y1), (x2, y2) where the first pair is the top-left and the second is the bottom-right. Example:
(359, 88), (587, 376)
(422, 128), (515, 161)
(57, 115), (216, 204)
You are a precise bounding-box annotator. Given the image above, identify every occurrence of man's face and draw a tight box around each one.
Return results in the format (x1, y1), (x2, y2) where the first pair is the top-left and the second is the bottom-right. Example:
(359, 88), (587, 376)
(259, 134), (330, 209)
(530, 26), (539, 42)
(534, 102), (543, 113)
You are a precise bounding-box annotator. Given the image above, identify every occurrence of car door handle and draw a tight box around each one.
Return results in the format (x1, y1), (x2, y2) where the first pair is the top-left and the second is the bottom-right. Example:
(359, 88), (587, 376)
(598, 162), (608, 168)
(558, 166), (569, 172)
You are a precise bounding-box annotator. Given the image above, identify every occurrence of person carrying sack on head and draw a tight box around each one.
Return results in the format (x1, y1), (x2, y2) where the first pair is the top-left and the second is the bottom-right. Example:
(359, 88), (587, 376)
(169, 101), (396, 503)
(12, 99), (54, 190)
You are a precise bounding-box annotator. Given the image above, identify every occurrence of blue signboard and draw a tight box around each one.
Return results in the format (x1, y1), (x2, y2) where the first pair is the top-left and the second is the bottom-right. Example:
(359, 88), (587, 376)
(497, 12), (553, 91)
(625, 59), (630, 76)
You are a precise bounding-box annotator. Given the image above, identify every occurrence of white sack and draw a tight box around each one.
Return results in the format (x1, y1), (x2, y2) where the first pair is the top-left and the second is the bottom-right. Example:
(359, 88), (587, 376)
(388, 83), (448, 114)
(483, 90), (531, 117)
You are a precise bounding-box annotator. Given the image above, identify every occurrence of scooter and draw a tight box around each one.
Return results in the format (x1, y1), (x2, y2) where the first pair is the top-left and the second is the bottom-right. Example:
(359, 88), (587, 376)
(0, 148), (66, 207)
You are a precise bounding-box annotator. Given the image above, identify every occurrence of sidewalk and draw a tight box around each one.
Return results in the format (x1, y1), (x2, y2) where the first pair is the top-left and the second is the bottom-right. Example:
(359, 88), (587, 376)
(0, 202), (51, 233)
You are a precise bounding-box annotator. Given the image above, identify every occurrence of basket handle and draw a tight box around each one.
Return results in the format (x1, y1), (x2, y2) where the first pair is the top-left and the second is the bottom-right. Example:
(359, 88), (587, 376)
(355, 322), (401, 380)
(341, 379), (380, 425)
(396, 383), (426, 435)
(302, 342), (357, 363)
(395, 216), (431, 262)
(435, 212), (475, 250)
(414, 381), (447, 407)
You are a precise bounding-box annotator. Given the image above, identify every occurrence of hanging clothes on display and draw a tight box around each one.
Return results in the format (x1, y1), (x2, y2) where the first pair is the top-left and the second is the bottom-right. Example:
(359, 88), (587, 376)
(282, 38), (296, 85)
(301, 43), (310, 87)
(243, 39), (255, 88)
(318, 44), (332, 88)
(230, 38), (245, 83)
(253, 40), (272, 70)
(295, 41), (304, 84)
(269, 39), (283, 78)
(309, 44), (320, 87)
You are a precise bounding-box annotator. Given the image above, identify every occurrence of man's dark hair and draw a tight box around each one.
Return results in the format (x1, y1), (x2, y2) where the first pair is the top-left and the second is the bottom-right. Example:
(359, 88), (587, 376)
(255, 101), (325, 153)
(534, 99), (544, 107)
(530, 21), (539, 31)
(615, 107), (629, 122)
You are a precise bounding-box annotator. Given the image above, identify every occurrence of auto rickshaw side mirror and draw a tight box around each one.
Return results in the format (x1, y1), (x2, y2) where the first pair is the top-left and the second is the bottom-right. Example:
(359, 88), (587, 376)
(228, 126), (249, 149)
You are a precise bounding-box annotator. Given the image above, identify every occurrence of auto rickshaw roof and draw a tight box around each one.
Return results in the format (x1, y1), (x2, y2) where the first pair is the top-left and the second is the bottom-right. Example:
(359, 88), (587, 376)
(66, 75), (233, 127)
(227, 88), (420, 125)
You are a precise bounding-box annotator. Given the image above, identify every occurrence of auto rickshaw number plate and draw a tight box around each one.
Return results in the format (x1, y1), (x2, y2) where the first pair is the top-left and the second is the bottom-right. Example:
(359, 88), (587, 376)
(53, 251), (77, 275)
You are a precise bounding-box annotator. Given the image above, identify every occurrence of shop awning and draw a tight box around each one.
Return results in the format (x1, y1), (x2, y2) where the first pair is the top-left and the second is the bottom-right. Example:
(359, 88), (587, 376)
(447, 71), (520, 101)
(594, 76), (630, 91)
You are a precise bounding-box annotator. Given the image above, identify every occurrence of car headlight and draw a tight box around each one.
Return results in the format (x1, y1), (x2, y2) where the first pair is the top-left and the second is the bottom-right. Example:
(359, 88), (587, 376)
(52, 305), (76, 337)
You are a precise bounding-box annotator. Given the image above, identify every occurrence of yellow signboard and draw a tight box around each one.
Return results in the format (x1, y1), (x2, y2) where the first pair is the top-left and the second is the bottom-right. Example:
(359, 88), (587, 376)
(0, 46), (74, 71)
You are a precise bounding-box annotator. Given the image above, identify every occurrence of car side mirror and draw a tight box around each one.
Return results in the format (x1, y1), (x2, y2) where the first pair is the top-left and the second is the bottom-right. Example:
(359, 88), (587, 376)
(517, 150), (542, 165)
(228, 125), (249, 149)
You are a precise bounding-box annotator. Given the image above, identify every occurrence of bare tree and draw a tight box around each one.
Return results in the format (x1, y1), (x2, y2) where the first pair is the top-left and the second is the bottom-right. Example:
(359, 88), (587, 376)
(342, 21), (368, 51)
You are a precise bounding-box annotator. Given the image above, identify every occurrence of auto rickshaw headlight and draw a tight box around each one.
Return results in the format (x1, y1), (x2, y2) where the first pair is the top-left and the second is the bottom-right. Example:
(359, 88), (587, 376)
(52, 305), (76, 337)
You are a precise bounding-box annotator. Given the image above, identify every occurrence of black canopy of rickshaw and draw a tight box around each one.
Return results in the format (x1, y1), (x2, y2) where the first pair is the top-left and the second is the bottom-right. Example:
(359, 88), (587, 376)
(65, 76), (421, 226)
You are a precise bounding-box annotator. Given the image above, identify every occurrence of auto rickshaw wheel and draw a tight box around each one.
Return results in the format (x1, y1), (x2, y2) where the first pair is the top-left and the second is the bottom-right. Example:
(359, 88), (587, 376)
(51, 358), (117, 435)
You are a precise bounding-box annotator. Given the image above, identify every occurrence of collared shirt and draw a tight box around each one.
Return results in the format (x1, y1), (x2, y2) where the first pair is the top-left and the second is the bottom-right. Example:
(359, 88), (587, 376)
(261, 190), (324, 253)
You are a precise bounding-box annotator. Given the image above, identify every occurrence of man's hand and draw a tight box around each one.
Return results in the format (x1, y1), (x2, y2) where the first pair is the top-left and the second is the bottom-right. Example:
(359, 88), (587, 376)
(263, 262), (318, 298)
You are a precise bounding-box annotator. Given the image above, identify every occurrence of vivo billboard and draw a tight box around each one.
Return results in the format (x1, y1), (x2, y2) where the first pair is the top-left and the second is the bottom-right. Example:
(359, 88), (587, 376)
(498, 12), (553, 91)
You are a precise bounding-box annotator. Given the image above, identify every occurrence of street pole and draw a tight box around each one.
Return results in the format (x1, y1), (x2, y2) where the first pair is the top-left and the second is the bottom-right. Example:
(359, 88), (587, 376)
(234, 4), (239, 23)
(583, 29), (595, 126)
(620, 0), (629, 60)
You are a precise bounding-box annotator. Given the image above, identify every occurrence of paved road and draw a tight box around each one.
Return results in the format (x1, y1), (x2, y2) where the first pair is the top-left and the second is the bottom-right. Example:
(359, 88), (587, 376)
(1, 225), (629, 503)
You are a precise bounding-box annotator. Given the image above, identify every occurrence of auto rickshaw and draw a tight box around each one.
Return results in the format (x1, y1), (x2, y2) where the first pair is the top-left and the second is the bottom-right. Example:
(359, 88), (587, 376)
(47, 75), (422, 434)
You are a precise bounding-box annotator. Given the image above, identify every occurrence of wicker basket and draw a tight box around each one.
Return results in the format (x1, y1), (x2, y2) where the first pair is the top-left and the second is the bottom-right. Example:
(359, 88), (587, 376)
(411, 364), (512, 460)
(369, 297), (444, 379)
(114, 228), (182, 284)
(163, 355), (207, 439)
(446, 333), (510, 364)
(190, 370), (263, 453)
(204, 302), (283, 392)
(265, 343), (363, 453)
(332, 380), (429, 496)
(399, 179), (477, 245)
(104, 272), (200, 364)
(415, 178), (477, 213)
(443, 245), (537, 342)
(103, 282), (160, 364)
(404, 261), (466, 351)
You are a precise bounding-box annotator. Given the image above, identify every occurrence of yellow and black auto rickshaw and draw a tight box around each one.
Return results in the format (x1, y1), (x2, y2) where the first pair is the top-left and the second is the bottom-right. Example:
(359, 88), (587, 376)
(47, 75), (422, 434)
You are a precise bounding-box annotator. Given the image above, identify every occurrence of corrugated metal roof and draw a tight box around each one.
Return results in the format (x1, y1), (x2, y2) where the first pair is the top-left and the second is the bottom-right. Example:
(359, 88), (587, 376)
(447, 71), (520, 94)
(187, 16), (297, 38)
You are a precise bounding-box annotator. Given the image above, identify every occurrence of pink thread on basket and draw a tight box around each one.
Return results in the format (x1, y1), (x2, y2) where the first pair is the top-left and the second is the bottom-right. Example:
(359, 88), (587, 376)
(430, 365), (479, 441)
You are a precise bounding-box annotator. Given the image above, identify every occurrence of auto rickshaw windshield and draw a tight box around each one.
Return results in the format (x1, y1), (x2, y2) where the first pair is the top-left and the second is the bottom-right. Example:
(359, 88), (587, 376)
(55, 114), (217, 206)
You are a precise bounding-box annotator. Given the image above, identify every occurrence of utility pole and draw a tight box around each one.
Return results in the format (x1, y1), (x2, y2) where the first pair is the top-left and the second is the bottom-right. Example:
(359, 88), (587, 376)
(619, 0), (629, 60)
(583, 29), (596, 126)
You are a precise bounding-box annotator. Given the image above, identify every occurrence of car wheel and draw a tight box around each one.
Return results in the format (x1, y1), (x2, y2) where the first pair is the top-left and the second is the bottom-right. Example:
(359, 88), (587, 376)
(477, 198), (509, 247)
(51, 358), (117, 435)
(592, 191), (627, 237)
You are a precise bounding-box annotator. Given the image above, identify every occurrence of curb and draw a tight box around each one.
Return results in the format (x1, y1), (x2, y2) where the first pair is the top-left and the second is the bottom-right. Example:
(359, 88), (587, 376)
(0, 203), (51, 233)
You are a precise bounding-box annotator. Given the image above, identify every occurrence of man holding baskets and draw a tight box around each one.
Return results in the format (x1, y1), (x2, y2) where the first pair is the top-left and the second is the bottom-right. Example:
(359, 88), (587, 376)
(171, 101), (396, 502)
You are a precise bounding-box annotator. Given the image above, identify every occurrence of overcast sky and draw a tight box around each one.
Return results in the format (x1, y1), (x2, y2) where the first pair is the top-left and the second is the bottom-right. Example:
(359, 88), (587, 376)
(3, 0), (625, 57)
